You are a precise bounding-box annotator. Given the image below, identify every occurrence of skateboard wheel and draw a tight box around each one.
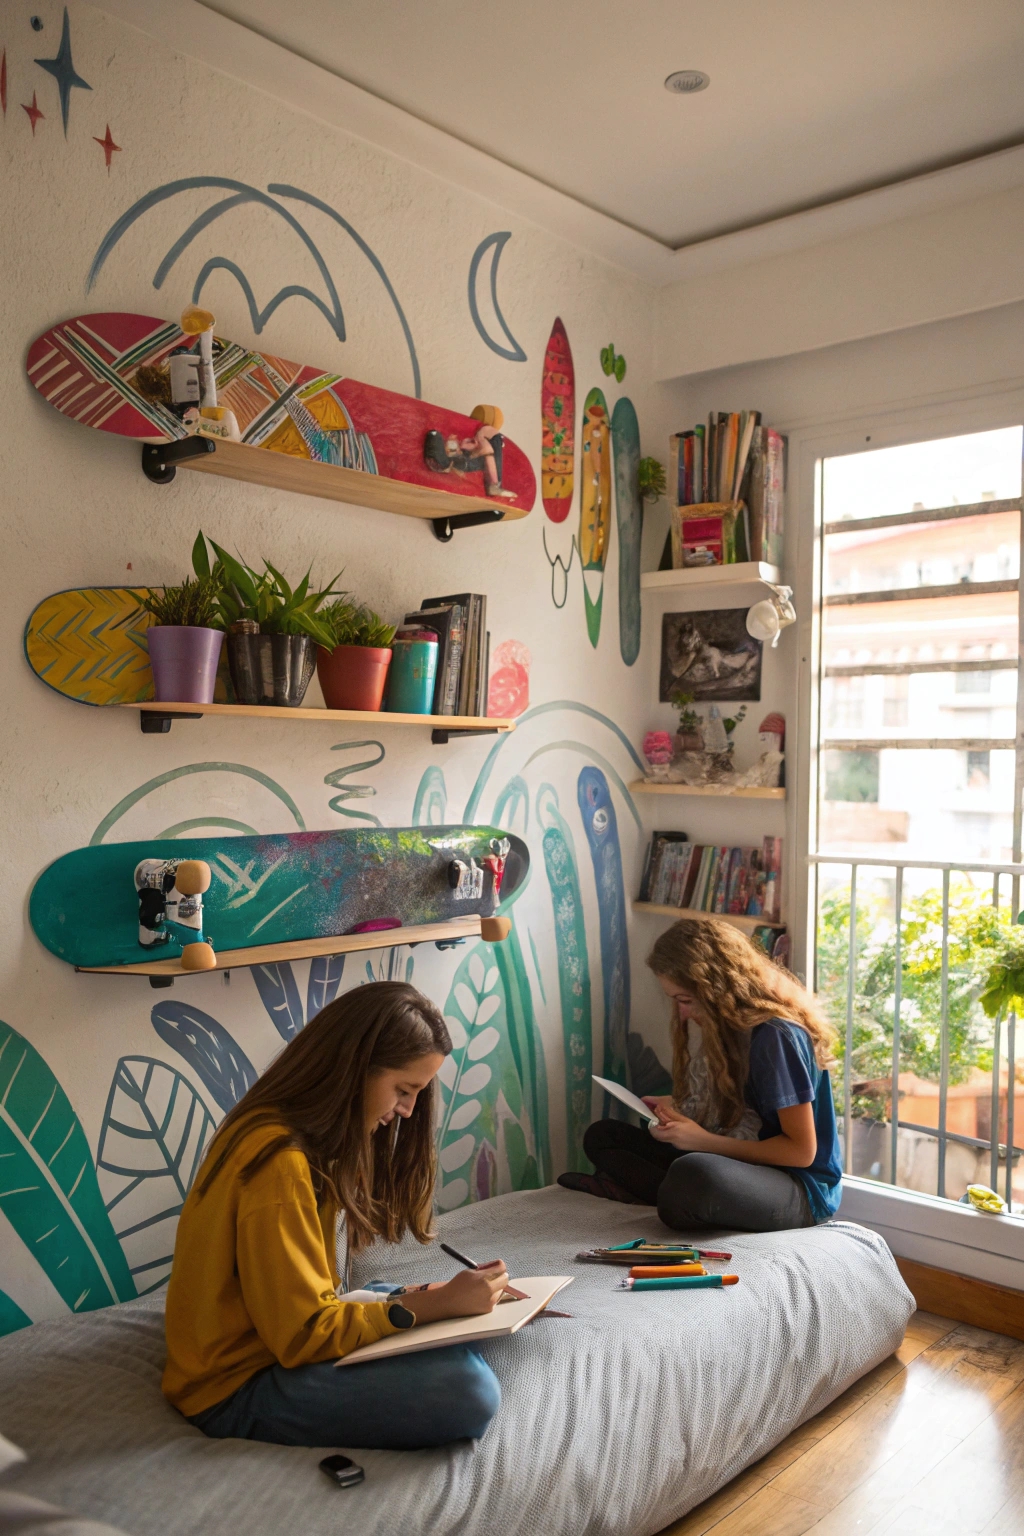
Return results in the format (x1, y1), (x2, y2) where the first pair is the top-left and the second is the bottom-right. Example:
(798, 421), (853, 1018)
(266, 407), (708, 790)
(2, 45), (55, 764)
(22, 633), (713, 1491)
(180, 941), (216, 972)
(175, 860), (212, 895)
(479, 916), (511, 944)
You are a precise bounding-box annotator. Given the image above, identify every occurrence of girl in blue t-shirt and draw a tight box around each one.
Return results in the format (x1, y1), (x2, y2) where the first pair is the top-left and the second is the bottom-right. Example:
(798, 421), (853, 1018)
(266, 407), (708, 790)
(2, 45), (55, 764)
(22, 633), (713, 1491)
(559, 917), (843, 1231)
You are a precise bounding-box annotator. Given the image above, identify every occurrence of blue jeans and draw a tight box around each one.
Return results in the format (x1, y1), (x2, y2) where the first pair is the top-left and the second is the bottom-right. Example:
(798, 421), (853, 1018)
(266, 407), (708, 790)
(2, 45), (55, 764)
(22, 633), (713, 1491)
(189, 1346), (501, 1450)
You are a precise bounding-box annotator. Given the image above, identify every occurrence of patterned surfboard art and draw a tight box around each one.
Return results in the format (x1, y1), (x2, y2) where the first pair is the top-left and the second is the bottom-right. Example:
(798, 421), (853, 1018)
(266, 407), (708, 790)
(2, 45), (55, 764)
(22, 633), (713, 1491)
(25, 313), (536, 510)
(611, 397), (643, 667)
(541, 317), (575, 522)
(578, 387), (612, 647)
(24, 587), (232, 707)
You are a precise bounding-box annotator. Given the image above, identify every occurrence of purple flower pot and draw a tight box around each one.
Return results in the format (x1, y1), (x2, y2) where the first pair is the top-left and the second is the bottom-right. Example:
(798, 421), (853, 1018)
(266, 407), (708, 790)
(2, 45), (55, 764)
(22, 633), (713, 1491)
(146, 626), (224, 704)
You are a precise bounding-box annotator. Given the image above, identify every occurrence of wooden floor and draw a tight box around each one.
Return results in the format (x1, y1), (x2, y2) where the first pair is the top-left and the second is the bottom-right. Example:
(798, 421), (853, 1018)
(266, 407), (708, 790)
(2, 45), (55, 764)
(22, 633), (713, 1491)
(659, 1311), (1024, 1536)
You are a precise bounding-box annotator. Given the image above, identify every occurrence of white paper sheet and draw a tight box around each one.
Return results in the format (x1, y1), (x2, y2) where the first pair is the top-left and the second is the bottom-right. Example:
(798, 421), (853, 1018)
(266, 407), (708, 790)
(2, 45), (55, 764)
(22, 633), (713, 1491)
(592, 1075), (660, 1123)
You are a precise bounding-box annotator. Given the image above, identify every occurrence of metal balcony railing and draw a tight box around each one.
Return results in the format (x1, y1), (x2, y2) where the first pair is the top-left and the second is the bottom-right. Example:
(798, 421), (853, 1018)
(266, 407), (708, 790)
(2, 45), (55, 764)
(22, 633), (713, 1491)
(807, 852), (1024, 1206)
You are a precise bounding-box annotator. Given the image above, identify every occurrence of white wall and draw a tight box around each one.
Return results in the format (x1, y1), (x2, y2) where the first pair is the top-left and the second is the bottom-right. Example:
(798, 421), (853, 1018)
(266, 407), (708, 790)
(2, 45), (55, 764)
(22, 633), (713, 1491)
(0, 1), (678, 1330)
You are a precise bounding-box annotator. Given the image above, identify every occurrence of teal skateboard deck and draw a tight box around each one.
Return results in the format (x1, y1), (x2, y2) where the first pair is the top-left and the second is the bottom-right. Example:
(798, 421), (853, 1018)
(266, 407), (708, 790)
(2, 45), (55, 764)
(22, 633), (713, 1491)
(611, 397), (642, 667)
(31, 825), (527, 976)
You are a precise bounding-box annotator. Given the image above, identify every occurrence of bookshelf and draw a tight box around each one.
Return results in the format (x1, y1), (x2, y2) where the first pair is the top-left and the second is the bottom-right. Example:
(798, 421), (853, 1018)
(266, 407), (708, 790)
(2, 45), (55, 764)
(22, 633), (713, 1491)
(630, 781), (784, 800)
(640, 562), (781, 593)
(633, 903), (784, 934)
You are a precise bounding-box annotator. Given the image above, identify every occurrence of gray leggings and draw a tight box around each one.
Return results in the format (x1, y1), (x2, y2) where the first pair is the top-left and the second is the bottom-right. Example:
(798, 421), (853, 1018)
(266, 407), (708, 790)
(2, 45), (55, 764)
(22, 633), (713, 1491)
(583, 1119), (814, 1232)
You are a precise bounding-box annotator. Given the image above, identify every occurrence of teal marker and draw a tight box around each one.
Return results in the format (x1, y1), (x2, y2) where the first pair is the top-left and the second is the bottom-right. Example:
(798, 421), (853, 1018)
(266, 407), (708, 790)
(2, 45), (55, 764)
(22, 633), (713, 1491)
(624, 1274), (739, 1291)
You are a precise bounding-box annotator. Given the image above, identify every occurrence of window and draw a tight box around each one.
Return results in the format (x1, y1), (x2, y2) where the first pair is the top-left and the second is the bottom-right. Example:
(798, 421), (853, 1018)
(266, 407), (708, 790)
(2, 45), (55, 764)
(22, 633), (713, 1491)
(812, 425), (1024, 1211)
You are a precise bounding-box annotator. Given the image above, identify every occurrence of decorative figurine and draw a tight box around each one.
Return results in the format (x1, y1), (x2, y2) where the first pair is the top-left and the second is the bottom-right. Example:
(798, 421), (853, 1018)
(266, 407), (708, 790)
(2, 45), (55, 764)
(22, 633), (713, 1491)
(732, 711), (785, 789)
(134, 857), (216, 971)
(178, 304), (241, 441)
(424, 405), (517, 498)
(483, 837), (511, 898)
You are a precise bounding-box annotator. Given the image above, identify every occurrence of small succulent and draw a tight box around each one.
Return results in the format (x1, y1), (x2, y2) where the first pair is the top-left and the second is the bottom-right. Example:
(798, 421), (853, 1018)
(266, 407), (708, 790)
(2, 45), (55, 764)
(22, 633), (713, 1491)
(638, 457), (666, 503)
(132, 575), (223, 629)
(600, 343), (627, 382)
(321, 600), (396, 650)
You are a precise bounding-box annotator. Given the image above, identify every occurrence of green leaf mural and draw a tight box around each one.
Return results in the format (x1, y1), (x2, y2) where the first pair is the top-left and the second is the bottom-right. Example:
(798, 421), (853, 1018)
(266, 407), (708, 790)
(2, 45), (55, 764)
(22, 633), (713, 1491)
(436, 944), (541, 1209)
(0, 1021), (136, 1316)
(0, 1288), (32, 1337)
(537, 784), (593, 1171)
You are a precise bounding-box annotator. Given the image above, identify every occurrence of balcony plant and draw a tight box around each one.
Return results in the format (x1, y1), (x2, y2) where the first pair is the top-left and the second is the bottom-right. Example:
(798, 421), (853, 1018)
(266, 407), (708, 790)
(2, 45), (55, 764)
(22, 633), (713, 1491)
(193, 532), (343, 707)
(132, 575), (225, 705)
(317, 600), (397, 713)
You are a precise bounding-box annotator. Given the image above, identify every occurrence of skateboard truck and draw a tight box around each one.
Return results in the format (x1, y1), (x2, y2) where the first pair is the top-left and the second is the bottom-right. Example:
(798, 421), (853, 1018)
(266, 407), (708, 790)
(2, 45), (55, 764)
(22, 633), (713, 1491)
(141, 436), (217, 484)
(135, 858), (216, 974)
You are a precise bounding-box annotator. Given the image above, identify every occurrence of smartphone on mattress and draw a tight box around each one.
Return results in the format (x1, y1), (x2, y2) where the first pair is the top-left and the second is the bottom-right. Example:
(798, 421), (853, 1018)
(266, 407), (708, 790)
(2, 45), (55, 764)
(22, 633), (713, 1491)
(320, 1454), (365, 1488)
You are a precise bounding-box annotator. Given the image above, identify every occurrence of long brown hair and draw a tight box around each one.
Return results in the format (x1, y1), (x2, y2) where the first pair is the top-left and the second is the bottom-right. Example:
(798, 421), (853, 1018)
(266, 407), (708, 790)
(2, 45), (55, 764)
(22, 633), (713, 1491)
(647, 918), (835, 1131)
(197, 981), (451, 1252)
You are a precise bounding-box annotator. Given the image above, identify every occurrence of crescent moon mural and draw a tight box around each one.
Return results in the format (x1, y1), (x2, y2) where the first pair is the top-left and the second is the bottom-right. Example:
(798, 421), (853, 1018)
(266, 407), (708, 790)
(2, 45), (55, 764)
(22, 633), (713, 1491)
(467, 231), (527, 362)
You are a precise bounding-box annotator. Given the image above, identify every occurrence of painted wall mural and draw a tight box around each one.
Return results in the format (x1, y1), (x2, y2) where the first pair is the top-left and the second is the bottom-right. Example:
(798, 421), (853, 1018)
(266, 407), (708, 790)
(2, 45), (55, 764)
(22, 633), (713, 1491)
(467, 232), (527, 363)
(0, 703), (651, 1335)
(541, 318), (575, 522)
(579, 387), (613, 647)
(486, 640), (531, 719)
(612, 396), (643, 667)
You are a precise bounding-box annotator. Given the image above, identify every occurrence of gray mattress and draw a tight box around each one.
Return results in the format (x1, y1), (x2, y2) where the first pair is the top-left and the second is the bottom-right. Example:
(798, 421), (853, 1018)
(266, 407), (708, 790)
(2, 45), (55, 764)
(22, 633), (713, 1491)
(0, 1187), (913, 1536)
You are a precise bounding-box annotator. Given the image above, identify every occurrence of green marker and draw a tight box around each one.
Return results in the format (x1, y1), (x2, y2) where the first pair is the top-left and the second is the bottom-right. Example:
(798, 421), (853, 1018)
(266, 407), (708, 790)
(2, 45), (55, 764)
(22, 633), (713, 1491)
(624, 1274), (739, 1291)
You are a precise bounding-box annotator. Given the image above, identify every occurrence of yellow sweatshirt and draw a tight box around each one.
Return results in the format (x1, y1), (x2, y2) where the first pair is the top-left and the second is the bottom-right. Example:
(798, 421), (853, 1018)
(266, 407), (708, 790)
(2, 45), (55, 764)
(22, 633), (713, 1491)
(162, 1119), (402, 1416)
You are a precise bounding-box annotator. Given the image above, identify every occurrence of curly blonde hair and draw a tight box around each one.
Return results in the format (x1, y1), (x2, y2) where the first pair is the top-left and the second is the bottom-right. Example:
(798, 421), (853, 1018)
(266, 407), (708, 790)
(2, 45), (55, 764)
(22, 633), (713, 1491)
(647, 918), (835, 1131)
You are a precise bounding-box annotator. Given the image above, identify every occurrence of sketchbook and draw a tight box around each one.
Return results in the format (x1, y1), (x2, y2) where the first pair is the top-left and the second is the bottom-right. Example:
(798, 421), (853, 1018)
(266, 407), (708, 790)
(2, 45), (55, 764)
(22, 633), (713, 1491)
(592, 1075), (660, 1124)
(336, 1276), (573, 1366)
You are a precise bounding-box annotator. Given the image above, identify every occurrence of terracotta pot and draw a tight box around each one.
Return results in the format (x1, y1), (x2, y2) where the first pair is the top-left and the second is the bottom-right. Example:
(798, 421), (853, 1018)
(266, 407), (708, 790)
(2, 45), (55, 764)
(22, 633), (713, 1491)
(146, 626), (223, 704)
(317, 644), (392, 713)
(674, 729), (704, 754)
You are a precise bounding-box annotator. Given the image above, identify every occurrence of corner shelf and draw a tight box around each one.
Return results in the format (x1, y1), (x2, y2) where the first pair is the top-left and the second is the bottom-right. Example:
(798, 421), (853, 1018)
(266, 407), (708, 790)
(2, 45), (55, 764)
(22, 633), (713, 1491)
(76, 914), (510, 983)
(633, 902), (784, 933)
(640, 562), (781, 593)
(141, 438), (529, 541)
(630, 780), (785, 800)
(122, 701), (514, 743)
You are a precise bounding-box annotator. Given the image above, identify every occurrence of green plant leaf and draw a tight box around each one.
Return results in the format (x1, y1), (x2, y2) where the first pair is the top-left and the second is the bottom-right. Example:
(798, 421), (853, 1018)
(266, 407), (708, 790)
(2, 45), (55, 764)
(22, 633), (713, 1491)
(0, 1288), (31, 1336)
(614, 355), (627, 382)
(0, 1020), (136, 1314)
(191, 530), (211, 579)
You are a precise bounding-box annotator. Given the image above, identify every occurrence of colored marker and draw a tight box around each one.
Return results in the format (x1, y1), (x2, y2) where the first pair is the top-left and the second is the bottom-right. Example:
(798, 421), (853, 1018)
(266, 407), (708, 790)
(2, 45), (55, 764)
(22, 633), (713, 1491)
(630, 1263), (705, 1279)
(622, 1274), (739, 1290)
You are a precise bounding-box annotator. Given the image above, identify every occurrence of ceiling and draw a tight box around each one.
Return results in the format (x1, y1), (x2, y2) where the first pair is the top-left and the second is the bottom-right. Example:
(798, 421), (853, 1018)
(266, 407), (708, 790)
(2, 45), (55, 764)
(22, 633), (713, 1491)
(201, 0), (1024, 250)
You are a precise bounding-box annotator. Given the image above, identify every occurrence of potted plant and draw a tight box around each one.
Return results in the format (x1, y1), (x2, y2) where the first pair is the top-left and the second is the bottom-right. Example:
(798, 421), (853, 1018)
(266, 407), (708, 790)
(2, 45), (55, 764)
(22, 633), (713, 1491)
(133, 575), (225, 704)
(193, 533), (343, 707)
(670, 689), (703, 752)
(317, 601), (396, 712)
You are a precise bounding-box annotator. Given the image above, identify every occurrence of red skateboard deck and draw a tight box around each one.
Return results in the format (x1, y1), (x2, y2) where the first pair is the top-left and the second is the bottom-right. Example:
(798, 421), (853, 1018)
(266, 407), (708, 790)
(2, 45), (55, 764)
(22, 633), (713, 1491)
(26, 313), (535, 513)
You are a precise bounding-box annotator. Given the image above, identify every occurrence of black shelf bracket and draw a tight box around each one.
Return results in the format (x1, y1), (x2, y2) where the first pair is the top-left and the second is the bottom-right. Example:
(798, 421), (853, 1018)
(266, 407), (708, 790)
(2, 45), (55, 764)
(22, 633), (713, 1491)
(141, 436), (217, 484)
(139, 710), (203, 734)
(431, 726), (502, 745)
(431, 509), (506, 543)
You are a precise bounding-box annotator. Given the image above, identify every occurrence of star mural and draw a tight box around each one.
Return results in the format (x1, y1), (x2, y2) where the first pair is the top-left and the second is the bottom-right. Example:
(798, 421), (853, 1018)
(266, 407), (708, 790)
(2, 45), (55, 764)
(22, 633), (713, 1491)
(22, 91), (44, 134)
(93, 124), (121, 171)
(34, 6), (90, 135)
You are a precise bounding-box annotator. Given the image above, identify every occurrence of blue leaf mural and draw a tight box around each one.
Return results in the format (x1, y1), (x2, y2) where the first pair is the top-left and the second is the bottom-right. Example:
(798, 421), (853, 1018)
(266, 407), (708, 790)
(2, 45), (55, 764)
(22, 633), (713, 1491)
(537, 784), (593, 1171)
(151, 1002), (257, 1112)
(251, 962), (305, 1041)
(577, 767), (631, 1097)
(97, 1057), (215, 1294)
(0, 1020), (135, 1316)
(307, 955), (346, 1021)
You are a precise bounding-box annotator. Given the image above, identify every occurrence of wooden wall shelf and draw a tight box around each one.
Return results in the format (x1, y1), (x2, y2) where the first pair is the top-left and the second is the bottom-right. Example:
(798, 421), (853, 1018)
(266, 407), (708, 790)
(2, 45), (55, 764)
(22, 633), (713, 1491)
(123, 701), (514, 743)
(142, 438), (530, 541)
(630, 780), (785, 800)
(77, 914), (510, 983)
(640, 562), (781, 593)
(632, 902), (785, 933)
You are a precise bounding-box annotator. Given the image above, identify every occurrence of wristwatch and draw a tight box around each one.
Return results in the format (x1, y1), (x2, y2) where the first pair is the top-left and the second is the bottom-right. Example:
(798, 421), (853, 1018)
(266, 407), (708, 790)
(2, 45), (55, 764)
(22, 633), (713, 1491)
(387, 1301), (415, 1330)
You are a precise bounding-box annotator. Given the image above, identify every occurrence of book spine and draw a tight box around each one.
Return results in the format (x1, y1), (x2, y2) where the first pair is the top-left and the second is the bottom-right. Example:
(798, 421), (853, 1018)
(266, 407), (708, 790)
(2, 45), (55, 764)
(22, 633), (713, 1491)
(682, 432), (694, 505)
(669, 433), (682, 508)
(475, 597), (488, 715)
(748, 427), (766, 563)
(680, 846), (703, 909)
(444, 607), (465, 714)
(639, 837), (657, 902)
(694, 425), (705, 505)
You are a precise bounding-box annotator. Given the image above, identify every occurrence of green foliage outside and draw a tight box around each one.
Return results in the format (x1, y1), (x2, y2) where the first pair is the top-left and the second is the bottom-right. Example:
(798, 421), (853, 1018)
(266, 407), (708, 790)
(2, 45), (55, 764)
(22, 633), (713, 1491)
(816, 880), (1013, 1121)
(823, 749), (879, 803)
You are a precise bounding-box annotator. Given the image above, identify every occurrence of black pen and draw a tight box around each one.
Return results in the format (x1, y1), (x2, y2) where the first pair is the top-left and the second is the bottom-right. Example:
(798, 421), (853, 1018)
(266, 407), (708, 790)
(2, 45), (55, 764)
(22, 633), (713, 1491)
(440, 1241), (522, 1301)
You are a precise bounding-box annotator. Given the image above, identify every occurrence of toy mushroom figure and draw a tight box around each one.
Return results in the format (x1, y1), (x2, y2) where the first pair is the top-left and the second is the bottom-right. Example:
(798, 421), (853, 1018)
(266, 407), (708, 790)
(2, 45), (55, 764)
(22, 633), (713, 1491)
(734, 711), (786, 789)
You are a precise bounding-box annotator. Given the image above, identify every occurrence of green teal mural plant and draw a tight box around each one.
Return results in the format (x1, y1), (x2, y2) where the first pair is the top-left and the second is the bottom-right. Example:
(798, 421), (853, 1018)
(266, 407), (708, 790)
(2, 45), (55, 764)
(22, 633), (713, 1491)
(537, 785), (593, 1172)
(0, 1290), (32, 1336)
(151, 1002), (257, 1111)
(324, 740), (385, 826)
(0, 1021), (136, 1327)
(578, 767), (631, 1095)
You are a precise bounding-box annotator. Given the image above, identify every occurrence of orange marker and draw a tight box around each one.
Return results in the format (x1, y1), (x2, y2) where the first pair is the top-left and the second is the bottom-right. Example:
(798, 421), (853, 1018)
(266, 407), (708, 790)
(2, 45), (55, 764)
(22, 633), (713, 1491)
(629, 1263), (705, 1279)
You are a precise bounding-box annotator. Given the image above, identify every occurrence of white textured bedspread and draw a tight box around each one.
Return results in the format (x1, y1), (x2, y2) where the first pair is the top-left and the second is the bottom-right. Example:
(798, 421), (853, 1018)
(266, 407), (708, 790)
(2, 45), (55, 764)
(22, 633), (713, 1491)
(0, 1186), (912, 1536)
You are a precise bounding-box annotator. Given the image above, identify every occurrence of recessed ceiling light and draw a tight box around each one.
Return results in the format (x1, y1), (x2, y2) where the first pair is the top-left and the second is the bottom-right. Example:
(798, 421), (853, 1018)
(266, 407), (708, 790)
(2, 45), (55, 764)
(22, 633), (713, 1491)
(664, 70), (709, 94)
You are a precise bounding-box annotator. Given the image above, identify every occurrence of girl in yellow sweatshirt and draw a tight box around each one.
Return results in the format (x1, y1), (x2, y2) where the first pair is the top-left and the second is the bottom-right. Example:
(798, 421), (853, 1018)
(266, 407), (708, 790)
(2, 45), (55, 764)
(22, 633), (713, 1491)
(163, 980), (506, 1449)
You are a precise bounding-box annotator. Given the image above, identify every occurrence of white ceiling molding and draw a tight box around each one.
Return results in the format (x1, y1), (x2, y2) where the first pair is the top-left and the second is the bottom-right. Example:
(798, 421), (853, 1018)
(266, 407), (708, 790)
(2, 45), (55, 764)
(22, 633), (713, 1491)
(92, 0), (1024, 292)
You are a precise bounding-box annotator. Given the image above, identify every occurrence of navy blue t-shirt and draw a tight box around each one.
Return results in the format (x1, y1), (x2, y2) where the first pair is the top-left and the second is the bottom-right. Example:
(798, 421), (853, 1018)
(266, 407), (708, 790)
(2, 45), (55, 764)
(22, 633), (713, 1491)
(744, 1019), (843, 1222)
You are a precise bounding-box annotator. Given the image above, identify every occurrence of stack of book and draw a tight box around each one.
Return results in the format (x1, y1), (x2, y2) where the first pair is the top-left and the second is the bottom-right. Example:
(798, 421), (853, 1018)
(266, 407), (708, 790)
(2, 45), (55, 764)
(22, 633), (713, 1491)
(639, 833), (783, 923)
(665, 412), (785, 568)
(403, 592), (490, 717)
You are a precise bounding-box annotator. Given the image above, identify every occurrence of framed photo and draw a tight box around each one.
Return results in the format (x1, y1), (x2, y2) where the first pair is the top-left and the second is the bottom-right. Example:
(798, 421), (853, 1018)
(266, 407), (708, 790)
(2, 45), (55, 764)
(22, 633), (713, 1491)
(659, 609), (763, 702)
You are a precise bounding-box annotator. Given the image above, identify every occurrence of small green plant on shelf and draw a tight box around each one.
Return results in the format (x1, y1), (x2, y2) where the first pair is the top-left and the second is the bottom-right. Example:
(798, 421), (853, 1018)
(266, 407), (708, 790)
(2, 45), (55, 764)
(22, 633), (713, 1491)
(723, 705), (747, 740)
(192, 531), (344, 648)
(321, 600), (396, 650)
(638, 457), (666, 504)
(670, 689), (700, 736)
(131, 575), (223, 629)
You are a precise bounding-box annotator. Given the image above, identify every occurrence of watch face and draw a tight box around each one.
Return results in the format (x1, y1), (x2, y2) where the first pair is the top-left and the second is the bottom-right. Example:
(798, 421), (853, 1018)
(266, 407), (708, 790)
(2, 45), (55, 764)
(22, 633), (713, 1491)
(387, 1302), (415, 1330)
